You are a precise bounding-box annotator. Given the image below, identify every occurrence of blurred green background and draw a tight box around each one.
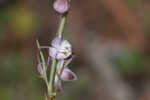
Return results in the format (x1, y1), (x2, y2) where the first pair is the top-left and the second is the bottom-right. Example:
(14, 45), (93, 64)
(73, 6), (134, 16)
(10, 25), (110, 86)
(0, 0), (150, 100)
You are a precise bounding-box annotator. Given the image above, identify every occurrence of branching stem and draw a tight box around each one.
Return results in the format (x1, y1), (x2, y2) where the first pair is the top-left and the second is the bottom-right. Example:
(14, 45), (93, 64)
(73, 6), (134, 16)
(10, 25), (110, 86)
(36, 40), (49, 89)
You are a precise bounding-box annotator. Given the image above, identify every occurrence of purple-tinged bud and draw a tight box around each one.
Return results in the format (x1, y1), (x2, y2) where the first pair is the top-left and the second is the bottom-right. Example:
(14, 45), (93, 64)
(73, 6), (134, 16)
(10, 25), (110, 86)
(37, 63), (43, 75)
(53, 0), (70, 14)
(61, 68), (77, 81)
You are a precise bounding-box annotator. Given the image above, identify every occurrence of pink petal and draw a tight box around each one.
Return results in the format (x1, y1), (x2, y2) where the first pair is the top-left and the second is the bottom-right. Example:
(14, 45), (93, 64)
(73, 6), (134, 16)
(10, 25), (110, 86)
(40, 46), (50, 49)
(56, 51), (72, 59)
(60, 40), (71, 49)
(53, 0), (70, 14)
(61, 68), (77, 81)
(49, 47), (57, 58)
(56, 52), (66, 59)
(51, 36), (61, 48)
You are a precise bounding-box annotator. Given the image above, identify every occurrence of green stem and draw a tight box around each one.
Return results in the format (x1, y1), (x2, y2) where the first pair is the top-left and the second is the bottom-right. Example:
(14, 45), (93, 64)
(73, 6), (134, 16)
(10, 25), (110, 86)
(58, 14), (67, 38)
(36, 40), (49, 88)
(48, 58), (57, 94)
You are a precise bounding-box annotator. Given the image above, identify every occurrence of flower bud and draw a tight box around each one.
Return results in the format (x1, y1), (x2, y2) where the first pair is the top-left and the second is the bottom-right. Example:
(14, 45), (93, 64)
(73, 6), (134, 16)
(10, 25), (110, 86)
(53, 0), (70, 14)
(37, 63), (43, 75)
(61, 68), (77, 81)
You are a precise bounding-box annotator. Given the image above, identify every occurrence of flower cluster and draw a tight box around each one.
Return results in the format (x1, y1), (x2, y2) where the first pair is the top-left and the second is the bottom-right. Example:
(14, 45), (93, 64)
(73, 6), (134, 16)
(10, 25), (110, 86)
(37, 36), (77, 91)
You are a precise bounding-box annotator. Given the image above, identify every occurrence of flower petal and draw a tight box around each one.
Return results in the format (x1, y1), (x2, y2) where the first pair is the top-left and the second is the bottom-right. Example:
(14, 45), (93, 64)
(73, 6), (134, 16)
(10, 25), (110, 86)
(56, 50), (72, 59)
(49, 47), (57, 58)
(60, 40), (71, 49)
(64, 55), (74, 67)
(51, 36), (61, 48)
(53, 0), (70, 14)
(56, 52), (66, 59)
(61, 68), (77, 81)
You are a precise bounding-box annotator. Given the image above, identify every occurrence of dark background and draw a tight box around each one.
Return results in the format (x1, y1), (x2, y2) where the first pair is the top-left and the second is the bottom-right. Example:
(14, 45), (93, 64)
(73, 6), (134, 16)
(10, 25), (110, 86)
(0, 0), (150, 100)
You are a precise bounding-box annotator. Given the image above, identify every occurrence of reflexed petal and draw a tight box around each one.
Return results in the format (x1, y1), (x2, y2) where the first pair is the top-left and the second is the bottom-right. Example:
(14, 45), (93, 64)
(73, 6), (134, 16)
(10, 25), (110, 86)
(37, 63), (43, 75)
(49, 47), (57, 58)
(64, 55), (74, 67)
(51, 36), (61, 48)
(61, 68), (77, 81)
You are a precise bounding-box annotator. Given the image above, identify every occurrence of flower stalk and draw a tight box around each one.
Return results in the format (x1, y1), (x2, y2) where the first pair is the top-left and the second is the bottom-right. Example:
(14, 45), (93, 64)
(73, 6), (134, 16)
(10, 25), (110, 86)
(48, 58), (57, 99)
(58, 14), (67, 38)
(36, 0), (77, 100)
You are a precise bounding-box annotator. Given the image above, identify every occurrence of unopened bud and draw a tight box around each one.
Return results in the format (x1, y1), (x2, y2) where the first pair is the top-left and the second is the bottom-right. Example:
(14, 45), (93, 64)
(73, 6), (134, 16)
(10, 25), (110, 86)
(53, 0), (70, 14)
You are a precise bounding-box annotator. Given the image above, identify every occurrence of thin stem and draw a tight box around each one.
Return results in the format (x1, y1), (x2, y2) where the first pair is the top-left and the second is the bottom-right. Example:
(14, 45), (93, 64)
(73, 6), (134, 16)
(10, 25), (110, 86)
(49, 58), (57, 93)
(58, 14), (67, 38)
(36, 40), (49, 88)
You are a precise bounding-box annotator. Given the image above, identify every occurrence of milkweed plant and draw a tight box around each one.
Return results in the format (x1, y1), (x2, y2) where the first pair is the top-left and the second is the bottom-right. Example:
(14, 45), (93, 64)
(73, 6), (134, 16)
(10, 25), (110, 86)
(36, 0), (77, 100)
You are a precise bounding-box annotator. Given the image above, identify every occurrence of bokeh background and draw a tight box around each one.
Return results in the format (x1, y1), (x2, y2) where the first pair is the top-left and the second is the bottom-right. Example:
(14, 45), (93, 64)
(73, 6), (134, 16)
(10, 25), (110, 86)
(0, 0), (150, 100)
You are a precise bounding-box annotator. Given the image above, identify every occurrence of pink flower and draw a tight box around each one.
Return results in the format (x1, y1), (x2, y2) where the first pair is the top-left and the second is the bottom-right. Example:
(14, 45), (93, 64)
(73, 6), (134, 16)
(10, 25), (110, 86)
(49, 36), (72, 60)
(54, 56), (77, 91)
(37, 36), (77, 92)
